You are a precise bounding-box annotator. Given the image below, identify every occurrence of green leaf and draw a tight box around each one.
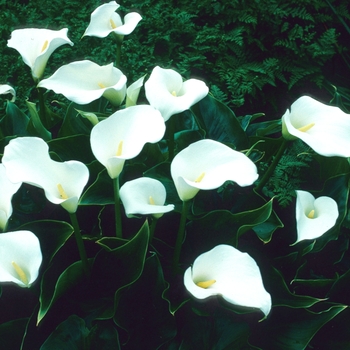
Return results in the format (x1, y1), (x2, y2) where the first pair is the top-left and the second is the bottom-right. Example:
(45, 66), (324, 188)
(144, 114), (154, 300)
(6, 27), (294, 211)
(191, 94), (249, 149)
(0, 101), (29, 137)
(0, 318), (29, 350)
(26, 100), (52, 141)
(90, 220), (150, 319)
(37, 260), (87, 325)
(251, 304), (346, 349)
(114, 253), (176, 349)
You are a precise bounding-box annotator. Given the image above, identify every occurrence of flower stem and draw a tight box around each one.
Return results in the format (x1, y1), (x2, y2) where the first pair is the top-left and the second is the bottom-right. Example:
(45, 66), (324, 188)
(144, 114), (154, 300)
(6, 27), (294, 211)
(172, 200), (190, 275)
(149, 217), (158, 243)
(167, 117), (175, 161)
(113, 176), (123, 238)
(69, 212), (90, 278)
(255, 138), (288, 193)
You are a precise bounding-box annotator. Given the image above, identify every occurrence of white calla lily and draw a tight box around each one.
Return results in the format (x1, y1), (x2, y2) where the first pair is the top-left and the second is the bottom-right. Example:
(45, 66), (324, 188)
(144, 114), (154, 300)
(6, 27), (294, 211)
(295, 190), (339, 243)
(90, 105), (165, 179)
(282, 95), (350, 157)
(145, 66), (209, 121)
(37, 60), (127, 106)
(0, 230), (42, 288)
(126, 75), (145, 107)
(83, 1), (142, 38)
(120, 177), (174, 218)
(2, 137), (89, 213)
(0, 164), (21, 231)
(184, 244), (272, 316)
(7, 28), (73, 81)
(0, 84), (16, 102)
(171, 139), (258, 201)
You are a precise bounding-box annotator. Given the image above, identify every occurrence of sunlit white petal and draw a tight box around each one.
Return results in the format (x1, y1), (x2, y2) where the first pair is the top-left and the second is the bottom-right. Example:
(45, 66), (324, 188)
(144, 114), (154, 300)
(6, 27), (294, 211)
(282, 96), (350, 157)
(145, 66), (209, 121)
(171, 139), (258, 201)
(126, 75), (145, 107)
(90, 105), (165, 179)
(295, 190), (339, 243)
(120, 177), (174, 218)
(2, 137), (89, 213)
(38, 60), (127, 106)
(7, 28), (73, 81)
(0, 84), (16, 102)
(0, 231), (42, 288)
(184, 245), (272, 316)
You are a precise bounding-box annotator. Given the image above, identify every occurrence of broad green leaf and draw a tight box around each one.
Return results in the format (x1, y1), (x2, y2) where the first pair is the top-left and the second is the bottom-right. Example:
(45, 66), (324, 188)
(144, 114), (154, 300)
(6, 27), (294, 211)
(0, 318), (29, 350)
(48, 134), (95, 164)
(0, 101), (29, 137)
(90, 220), (150, 319)
(26, 100), (51, 141)
(18, 220), (74, 266)
(191, 94), (249, 149)
(37, 260), (87, 324)
(250, 304), (346, 350)
(114, 253), (176, 349)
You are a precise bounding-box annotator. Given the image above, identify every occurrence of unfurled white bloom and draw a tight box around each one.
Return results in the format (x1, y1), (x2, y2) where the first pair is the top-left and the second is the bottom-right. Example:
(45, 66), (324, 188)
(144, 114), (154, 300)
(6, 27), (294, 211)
(295, 190), (339, 243)
(7, 28), (73, 81)
(0, 84), (16, 102)
(83, 1), (142, 38)
(38, 60), (127, 106)
(282, 96), (350, 157)
(145, 66), (209, 121)
(171, 139), (258, 201)
(90, 105), (165, 179)
(120, 177), (174, 218)
(0, 164), (21, 231)
(2, 137), (89, 213)
(184, 244), (272, 316)
(0, 230), (42, 288)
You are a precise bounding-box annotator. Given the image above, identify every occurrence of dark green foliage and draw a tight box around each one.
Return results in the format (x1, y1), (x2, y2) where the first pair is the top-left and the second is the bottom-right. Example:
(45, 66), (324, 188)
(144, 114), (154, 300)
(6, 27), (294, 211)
(1, 0), (349, 114)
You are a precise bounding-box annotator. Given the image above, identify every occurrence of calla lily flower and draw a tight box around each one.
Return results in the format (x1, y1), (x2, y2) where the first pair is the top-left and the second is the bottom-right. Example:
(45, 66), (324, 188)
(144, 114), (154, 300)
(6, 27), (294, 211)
(37, 60), (127, 106)
(184, 244), (272, 316)
(90, 105), (165, 179)
(171, 139), (258, 201)
(0, 84), (16, 102)
(83, 1), (142, 38)
(295, 190), (339, 243)
(126, 75), (145, 107)
(282, 95), (350, 157)
(0, 230), (42, 288)
(7, 28), (73, 81)
(145, 66), (209, 121)
(2, 137), (89, 214)
(120, 177), (174, 218)
(0, 164), (21, 231)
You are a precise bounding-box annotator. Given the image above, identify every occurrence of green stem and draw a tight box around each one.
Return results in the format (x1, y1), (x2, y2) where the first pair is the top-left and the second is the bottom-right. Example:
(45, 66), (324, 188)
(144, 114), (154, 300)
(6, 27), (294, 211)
(255, 138), (288, 193)
(69, 212), (89, 277)
(149, 217), (158, 243)
(167, 117), (175, 161)
(113, 177), (123, 238)
(172, 200), (190, 275)
(37, 87), (47, 125)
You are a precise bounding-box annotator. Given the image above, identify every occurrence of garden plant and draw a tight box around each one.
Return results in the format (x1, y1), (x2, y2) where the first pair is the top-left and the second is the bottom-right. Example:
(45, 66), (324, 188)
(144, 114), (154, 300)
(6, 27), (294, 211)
(1, 0), (350, 349)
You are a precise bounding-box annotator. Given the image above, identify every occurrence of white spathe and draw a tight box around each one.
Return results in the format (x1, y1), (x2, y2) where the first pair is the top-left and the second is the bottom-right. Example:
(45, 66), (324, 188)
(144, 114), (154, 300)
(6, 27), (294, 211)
(7, 28), (73, 81)
(184, 244), (272, 316)
(145, 66), (209, 121)
(0, 230), (42, 288)
(171, 139), (259, 201)
(38, 60), (127, 106)
(2, 137), (89, 213)
(295, 190), (339, 243)
(120, 177), (174, 218)
(0, 164), (21, 231)
(0, 84), (16, 102)
(90, 105), (166, 179)
(282, 95), (350, 157)
(83, 1), (142, 38)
